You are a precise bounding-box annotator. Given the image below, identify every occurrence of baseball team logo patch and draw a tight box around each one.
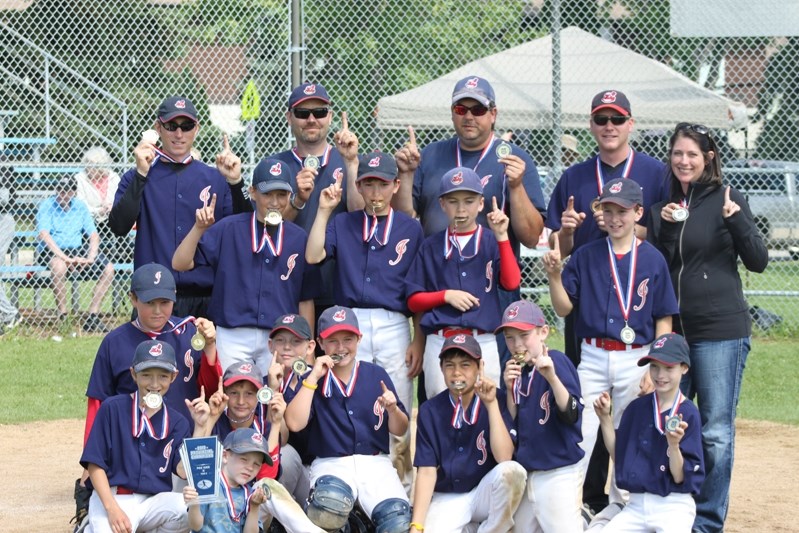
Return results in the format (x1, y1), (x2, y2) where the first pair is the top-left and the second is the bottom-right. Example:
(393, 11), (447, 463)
(154, 271), (162, 285)
(270, 162), (283, 176)
(389, 239), (410, 266)
(280, 253), (298, 281)
(252, 433), (264, 444)
(304, 84), (316, 95)
(653, 336), (668, 349)
(480, 174), (492, 187)
(507, 305), (519, 319)
(601, 91), (617, 103)
(451, 171), (464, 185)
(609, 181), (623, 194)
(332, 309), (347, 322)
(149, 342), (163, 356)
(199, 185), (211, 204)
(282, 315), (295, 324)
(476, 430), (487, 465)
(368, 156), (380, 167)
(466, 77), (480, 89)
(333, 168), (344, 182)
(239, 363), (253, 374)
(453, 334), (466, 344)
(175, 99), (186, 109)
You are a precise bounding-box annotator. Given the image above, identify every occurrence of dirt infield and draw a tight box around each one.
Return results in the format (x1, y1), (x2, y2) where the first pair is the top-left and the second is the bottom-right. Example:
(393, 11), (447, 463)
(0, 418), (795, 532)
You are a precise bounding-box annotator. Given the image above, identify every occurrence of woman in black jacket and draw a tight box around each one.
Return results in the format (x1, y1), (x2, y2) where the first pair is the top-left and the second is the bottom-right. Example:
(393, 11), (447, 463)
(647, 123), (768, 533)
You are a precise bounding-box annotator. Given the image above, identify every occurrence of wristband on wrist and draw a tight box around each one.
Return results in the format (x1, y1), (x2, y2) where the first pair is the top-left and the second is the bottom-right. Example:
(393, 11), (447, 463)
(410, 523), (424, 531)
(301, 379), (318, 390)
(290, 194), (306, 210)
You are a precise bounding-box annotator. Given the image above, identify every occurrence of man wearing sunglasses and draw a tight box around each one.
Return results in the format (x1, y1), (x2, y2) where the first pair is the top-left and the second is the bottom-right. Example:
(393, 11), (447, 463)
(543, 89), (669, 522)
(110, 95), (248, 317)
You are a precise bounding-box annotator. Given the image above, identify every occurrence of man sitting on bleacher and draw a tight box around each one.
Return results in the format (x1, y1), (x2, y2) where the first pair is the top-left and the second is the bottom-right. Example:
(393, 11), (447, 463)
(36, 176), (114, 332)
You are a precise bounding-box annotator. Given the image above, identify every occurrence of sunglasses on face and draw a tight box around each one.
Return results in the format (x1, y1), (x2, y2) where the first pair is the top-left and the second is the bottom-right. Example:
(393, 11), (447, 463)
(452, 103), (491, 117)
(676, 122), (710, 136)
(159, 120), (197, 132)
(592, 115), (630, 126)
(291, 107), (331, 120)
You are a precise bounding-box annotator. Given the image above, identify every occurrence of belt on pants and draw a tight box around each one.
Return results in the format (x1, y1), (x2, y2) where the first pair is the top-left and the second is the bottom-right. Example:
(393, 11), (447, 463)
(115, 487), (135, 495)
(585, 337), (643, 351)
(437, 327), (487, 338)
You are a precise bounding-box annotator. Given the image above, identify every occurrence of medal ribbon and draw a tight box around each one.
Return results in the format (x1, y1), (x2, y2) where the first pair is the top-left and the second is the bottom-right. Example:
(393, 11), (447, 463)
(362, 208), (394, 246)
(653, 389), (685, 435)
(133, 316), (195, 339)
(131, 391), (169, 440)
(323, 362), (360, 398)
(455, 137), (496, 173)
(595, 149), (634, 194)
(280, 371), (294, 393)
(512, 366), (536, 405)
(679, 198), (688, 208)
(444, 225), (482, 260)
(291, 144), (332, 168)
(153, 148), (193, 166)
(606, 234), (639, 326)
(449, 394), (481, 429)
(220, 471), (251, 523)
(251, 213), (284, 256)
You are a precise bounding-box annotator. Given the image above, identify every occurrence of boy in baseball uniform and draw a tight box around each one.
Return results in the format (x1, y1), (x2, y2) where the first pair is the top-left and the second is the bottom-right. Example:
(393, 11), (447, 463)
(411, 334), (526, 533)
(592, 333), (704, 532)
(498, 300), (584, 532)
(405, 166), (521, 397)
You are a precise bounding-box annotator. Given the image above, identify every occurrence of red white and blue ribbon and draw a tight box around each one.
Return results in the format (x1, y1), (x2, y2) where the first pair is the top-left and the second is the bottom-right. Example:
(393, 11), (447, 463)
(251, 212), (283, 256)
(133, 316), (195, 339)
(153, 147), (193, 166)
(323, 362), (360, 398)
(362, 208), (394, 246)
(653, 389), (685, 435)
(449, 394), (481, 429)
(606, 234), (639, 326)
(291, 144), (332, 168)
(131, 391), (169, 440)
(595, 149), (634, 194)
(455, 137), (496, 172)
(512, 367), (536, 405)
(220, 471), (252, 523)
(444, 226), (482, 260)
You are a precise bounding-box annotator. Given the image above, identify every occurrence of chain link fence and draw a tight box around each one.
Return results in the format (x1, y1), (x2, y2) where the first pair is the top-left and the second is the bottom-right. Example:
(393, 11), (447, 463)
(1, 0), (796, 336)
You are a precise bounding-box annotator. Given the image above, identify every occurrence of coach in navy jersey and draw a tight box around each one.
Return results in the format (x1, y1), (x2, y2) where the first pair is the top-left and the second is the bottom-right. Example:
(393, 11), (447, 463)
(109, 95), (250, 318)
(269, 83), (365, 322)
(393, 76), (546, 370)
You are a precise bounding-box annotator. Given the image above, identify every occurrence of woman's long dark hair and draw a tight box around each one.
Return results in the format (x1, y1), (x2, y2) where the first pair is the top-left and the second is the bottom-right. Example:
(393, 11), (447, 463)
(667, 123), (723, 199)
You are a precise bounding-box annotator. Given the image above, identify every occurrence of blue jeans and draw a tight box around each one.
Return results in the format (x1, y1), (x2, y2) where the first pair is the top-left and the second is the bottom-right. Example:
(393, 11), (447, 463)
(680, 337), (750, 533)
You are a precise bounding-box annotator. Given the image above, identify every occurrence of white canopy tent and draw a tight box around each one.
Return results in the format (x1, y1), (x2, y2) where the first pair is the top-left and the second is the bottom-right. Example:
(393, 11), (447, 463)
(376, 27), (747, 131)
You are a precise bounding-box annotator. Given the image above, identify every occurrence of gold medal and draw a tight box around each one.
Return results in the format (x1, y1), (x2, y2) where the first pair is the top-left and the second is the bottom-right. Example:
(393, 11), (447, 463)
(303, 155), (320, 170)
(257, 387), (273, 404)
(265, 209), (282, 226)
(144, 392), (163, 409)
(191, 332), (206, 351)
(512, 352), (526, 364)
(590, 197), (602, 213)
(292, 359), (308, 374)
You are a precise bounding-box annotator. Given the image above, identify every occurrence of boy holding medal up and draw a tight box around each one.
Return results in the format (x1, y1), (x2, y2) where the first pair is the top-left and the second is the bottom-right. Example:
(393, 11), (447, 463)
(592, 333), (704, 532)
(543, 177), (678, 506)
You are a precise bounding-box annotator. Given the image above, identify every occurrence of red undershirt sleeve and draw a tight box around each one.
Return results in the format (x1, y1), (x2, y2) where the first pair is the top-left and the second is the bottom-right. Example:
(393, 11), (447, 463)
(197, 351), (223, 396)
(498, 239), (521, 290)
(84, 398), (102, 447)
(407, 290), (447, 313)
(255, 444), (281, 480)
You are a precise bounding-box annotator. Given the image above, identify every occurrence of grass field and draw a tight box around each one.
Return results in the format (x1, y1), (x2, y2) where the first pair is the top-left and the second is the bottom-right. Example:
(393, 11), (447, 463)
(0, 332), (796, 425)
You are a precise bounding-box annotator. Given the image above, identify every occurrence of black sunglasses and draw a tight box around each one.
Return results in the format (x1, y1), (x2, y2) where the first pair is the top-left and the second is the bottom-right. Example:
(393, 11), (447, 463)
(677, 122), (710, 136)
(159, 120), (197, 132)
(292, 107), (331, 120)
(592, 115), (630, 126)
(452, 103), (490, 117)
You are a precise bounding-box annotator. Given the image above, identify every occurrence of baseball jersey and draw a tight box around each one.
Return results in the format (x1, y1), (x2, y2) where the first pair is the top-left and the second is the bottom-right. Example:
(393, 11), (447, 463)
(86, 320), (220, 424)
(197, 483), (252, 532)
(561, 238), (678, 344)
(282, 372), (314, 464)
(510, 349), (585, 471)
(546, 152), (668, 253)
(193, 214), (319, 329)
(413, 136), (546, 255)
(405, 226), (504, 334)
(81, 393), (190, 493)
(36, 197), (97, 249)
(324, 209), (424, 313)
(115, 159), (233, 292)
(305, 362), (407, 458)
(273, 146), (348, 307)
(614, 392), (705, 496)
(414, 389), (509, 493)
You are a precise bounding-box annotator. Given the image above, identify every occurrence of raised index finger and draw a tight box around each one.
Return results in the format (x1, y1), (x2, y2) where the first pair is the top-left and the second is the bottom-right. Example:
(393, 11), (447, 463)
(566, 195), (574, 211)
(407, 126), (417, 147)
(209, 193), (217, 211)
(492, 196), (499, 212)
(222, 134), (231, 152)
(380, 380), (388, 393)
(341, 111), (349, 131)
(551, 231), (560, 251)
(724, 185), (731, 203)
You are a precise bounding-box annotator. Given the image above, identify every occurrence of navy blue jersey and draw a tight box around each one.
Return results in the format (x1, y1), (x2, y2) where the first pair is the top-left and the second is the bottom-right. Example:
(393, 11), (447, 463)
(414, 389), (509, 493)
(405, 226), (504, 334)
(546, 153), (668, 253)
(282, 374), (314, 464)
(81, 393), (190, 493)
(115, 160), (233, 291)
(561, 239), (678, 344)
(324, 209), (424, 314)
(510, 349), (584, 471)
(86, 320), (208, 423)
(614, 393), (705, 496)
(305, 362), (407, 458)
(413, 137), (546, 257)
(194, 214), (319, 328)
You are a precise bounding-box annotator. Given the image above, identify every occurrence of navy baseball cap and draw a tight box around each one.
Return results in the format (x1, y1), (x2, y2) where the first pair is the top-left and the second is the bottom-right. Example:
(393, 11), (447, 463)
(439, 334), (482, 360)
(591, 90), (631, 117)
(318, 306), (361, 339)
(223, 362), (264, 389)
(599, 178), (642, 209)
(452, 76), (496, 107)
(270, 314), (312, 340)
(288, 83), (331, 109)
(132, 340), (178, 373)
(252, 158), (293, 195)
(130, 264), (176, 303)
(439, 167), (483, 198)
(223, 428), (273, 465)
(157, 96), (198, 122)
(638, 333), (691, 368)
(357, 151), (398, 182)
(495, 300), (547, 333)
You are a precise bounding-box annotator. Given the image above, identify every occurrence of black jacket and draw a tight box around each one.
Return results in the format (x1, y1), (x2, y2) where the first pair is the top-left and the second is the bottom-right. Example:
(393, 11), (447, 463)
(647, 183), (768, 341)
